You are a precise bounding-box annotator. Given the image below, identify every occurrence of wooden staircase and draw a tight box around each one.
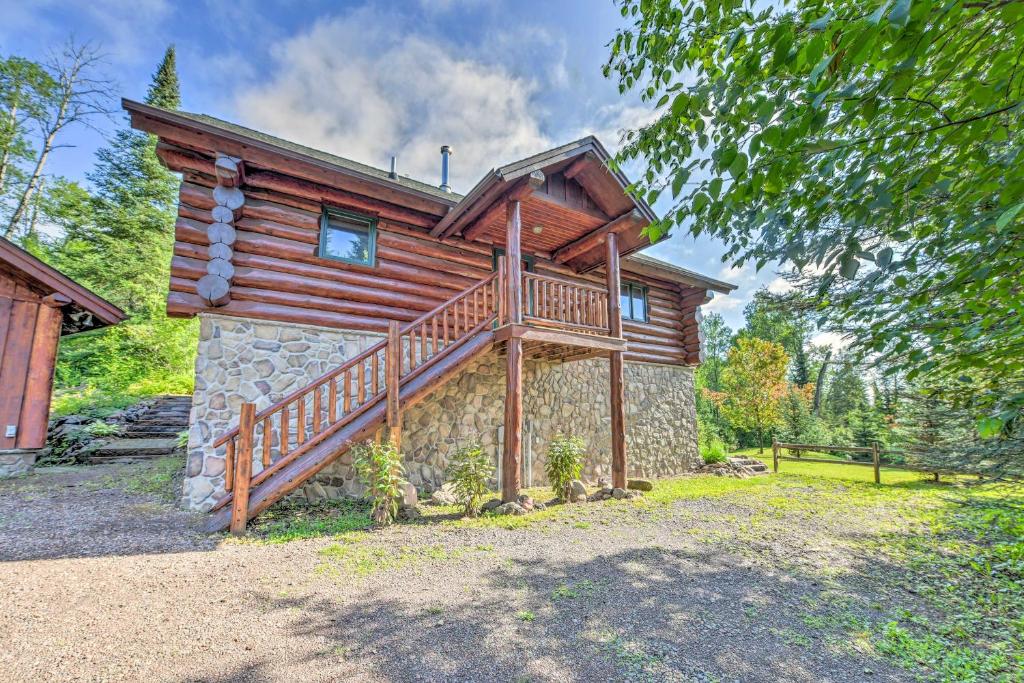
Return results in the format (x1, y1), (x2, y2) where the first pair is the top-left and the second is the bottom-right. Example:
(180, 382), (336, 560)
(206, 270), (503, 532)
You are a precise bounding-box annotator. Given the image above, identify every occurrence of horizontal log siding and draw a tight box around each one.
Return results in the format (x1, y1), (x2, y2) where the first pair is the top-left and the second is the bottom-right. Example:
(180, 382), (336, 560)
(168, 178), (701, 366)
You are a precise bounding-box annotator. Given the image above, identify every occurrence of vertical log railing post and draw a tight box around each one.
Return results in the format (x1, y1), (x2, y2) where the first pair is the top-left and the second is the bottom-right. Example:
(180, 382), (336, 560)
(872, 441), (880, 484)
(503, 199), (523, 502)
(606, 232), (627, 490)
(386, 320), (402, 451)
(772, 438), (780, 473)
(229, 402), (256, 536)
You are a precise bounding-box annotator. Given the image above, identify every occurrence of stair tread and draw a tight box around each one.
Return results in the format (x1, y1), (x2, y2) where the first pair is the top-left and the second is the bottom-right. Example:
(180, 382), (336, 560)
(93, 438), (179, 454)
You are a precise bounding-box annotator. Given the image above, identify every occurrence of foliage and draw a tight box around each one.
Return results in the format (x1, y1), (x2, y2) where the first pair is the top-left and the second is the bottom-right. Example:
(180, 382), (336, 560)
(778, 383), (817, 444)
(545, 434), (585, 499)
(447, 443), (493, 517)
(83, 420), (122, 438)
(608, 0), (1024, 436)
(708, 338), (789, 453)
(699, 432), (727, 464)
(352, 440), (405, 527)
(249, 499), (371, 544)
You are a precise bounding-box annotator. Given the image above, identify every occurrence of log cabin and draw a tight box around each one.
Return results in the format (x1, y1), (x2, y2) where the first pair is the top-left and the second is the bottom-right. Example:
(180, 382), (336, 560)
(124, 99), (736, 533)
(0, 237), (126, 478)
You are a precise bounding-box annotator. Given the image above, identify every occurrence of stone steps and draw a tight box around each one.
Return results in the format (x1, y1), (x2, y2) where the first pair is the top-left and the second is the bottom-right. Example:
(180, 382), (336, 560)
(727, 456), (770, 476)
(88, 438), (180, 463)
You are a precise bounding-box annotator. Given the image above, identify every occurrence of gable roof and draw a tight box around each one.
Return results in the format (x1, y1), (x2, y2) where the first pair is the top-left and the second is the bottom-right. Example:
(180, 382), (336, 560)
(624, 253), (737, 294)
(0, 237), (126, 333)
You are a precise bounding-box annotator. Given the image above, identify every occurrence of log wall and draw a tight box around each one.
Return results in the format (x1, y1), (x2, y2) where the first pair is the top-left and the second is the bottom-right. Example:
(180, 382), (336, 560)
(166, 172), (704, 366)
(0, 270), (62, 450)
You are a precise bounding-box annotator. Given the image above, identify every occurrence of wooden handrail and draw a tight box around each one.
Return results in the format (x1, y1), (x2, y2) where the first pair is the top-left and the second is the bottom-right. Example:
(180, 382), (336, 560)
(211, 270), (502, 502)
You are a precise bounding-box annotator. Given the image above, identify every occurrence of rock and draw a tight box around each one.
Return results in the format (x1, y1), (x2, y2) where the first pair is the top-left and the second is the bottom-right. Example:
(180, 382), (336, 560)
(429, 482), (458, 506)
(397, 504), (422, 521)
(497, 502), (528, 516)
(481, 499), (502, 512)
(587, 487), (613, 502)
(612, 487), (627, 500)
(401, 481), (418, 507)
(627, 478), (654, 492)
(568, 479), (588, 503)
(517, 494), (534, 511)
(533, 501), (547, 511)
(596, 476), (609, 488)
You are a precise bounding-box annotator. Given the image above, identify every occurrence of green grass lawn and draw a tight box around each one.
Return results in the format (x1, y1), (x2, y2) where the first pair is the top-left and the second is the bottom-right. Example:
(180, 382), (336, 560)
(730, 447), (958, 485)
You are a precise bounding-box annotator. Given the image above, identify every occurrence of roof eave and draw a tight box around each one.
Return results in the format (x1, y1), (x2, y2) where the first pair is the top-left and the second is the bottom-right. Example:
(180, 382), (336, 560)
(122, 99), (460, 210)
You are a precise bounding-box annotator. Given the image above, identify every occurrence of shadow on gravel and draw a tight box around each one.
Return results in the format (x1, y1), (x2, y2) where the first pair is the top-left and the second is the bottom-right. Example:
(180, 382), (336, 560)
(209, 544), (911, 683)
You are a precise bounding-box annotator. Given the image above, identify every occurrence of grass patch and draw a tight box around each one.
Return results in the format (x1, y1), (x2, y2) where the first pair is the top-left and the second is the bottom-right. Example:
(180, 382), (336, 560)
(516, 610), (536, 622)
(250, 499), (372, 543)
(86, 456), (182, 501)
(317, 540), (465, 578)
(551, 578), (601, 601)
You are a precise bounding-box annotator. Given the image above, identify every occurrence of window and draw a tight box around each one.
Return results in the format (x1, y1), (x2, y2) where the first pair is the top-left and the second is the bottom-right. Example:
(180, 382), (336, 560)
(620, 282), (648, 322)
(319, 208), (377, 266)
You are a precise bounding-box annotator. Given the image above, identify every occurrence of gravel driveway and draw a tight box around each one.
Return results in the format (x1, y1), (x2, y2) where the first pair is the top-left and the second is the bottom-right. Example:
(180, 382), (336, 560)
(0, 461), (917, 682)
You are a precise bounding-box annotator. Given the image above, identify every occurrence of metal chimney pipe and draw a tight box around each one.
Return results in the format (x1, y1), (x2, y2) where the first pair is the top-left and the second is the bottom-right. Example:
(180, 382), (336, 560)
(439, 145), (453, 193)
(389, 156), (398, 179)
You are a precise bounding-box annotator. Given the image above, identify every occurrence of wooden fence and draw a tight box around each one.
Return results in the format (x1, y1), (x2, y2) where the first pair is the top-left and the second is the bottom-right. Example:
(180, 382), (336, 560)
(771, 440), (976, 484)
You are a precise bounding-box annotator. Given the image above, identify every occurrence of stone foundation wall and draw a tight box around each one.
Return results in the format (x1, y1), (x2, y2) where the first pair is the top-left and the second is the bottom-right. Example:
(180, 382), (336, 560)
(184, 314), (383, 510)
(185, 316), (699, 509)
(0, 449), (39, 479)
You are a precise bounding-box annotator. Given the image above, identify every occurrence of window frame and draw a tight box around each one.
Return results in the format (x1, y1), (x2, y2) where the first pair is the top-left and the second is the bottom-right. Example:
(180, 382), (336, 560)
(318, 206), (378, 267)
(620, 281), (649, 323)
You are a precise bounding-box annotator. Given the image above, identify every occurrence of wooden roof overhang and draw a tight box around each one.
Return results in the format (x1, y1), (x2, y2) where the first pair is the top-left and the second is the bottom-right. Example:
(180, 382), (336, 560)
(430, 137), (660, 272)
(123, 99), (458, 228)
(0, 237), (126, 334)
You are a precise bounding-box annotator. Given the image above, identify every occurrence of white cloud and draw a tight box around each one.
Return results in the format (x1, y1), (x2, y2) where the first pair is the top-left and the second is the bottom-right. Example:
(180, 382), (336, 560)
(231, 8), (550, 192)
(811, 331), (851, 351)
(766, 276), (795, 294)
(703, 293), (746, 313)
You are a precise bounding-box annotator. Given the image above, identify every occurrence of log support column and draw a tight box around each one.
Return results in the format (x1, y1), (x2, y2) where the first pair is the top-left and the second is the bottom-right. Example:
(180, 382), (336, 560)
(606, 233), (627, 489)
(502, 199), (523, 502)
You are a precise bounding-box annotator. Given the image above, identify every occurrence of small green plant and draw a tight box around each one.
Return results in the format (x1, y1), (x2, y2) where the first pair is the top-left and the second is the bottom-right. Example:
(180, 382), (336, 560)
(545, 434), (585, 499)
(448, 443), (493, 517)
(700, 436), (728, 464)
(84, 420), (122, 438)
(352, 440), (405, 527)
(176, 430), (189, 449)
(517, 610), (536, 622)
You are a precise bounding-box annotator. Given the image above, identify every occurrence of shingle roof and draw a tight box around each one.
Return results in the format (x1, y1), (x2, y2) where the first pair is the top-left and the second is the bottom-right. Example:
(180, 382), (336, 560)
(144, 105), (462, 202)
(625, 253), (737, 293)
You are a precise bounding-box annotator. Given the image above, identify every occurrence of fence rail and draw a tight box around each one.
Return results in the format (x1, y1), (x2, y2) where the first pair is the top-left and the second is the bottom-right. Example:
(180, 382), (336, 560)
(771, 440), (986, 484)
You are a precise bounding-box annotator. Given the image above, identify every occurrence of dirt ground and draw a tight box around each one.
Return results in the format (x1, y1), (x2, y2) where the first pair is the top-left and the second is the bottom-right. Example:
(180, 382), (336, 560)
(0, 461), (925, 682)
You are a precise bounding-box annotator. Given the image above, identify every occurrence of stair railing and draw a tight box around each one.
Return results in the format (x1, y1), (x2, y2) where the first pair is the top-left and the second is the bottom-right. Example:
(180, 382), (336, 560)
(212, 268), (502, 516)
(521, 271), (610, 336)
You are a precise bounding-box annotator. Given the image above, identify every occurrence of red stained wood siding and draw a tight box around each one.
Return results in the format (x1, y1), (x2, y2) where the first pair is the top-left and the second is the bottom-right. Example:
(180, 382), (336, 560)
(0, 271), (62, 450)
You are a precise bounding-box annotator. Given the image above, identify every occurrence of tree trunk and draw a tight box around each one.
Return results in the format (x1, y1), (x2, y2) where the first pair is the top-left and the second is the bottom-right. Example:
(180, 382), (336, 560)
(5, 121), (59, 238)
(0, 101), (19, 195)
(812, 349), (832, 416)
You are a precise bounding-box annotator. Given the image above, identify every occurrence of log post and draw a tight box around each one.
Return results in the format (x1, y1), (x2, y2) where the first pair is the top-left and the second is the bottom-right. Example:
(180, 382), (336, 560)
(606, 232), (627, 490)
(506, 200), (523, 325)
(386, 320), (402, 450)
(229, 402), (256, 536)
(772, 439), (779, 473)
(872, 441), (880, 484)
(502, 199), (523, 502)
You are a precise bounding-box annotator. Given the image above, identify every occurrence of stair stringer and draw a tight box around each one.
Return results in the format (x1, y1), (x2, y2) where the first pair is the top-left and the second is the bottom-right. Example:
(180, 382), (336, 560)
(206, 330), (495, 531)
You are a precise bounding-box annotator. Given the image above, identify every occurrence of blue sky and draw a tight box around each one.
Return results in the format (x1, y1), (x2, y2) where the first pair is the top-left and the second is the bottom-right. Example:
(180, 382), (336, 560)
(0, 0), (786, 332)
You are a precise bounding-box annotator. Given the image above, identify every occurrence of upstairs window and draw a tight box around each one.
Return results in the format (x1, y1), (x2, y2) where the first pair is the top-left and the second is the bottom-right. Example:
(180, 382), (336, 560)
(620, 282), (648, 322)
(320, 208), (377, 266)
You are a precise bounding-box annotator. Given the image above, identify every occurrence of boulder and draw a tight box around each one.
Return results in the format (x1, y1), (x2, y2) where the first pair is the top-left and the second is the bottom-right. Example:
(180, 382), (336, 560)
(401, 481), (418, 507)
(517, 494), (535, 511)
(568, 479), (588, 503)
(397, 504), (422, 521)
(588, 487), (613, 502)
(481, 499), (503, 512)
(627, 478), (654, 492)
(429, 482), (458, 506)
(497, 502), (528, 516)
(611, 487), (628, 500)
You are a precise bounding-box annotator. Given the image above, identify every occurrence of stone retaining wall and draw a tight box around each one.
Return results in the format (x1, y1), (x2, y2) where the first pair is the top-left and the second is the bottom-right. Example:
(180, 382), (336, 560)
(184, 315), (699, 509)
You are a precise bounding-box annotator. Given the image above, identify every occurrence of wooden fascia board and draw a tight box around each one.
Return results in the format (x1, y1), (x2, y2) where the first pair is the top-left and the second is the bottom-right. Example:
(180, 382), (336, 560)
(430, 170), (503, 238)
(124, 99), (455, 217)
(0, 238), (126, 326)
(552, 209), (643, 264)
(461, 171), (545, 242)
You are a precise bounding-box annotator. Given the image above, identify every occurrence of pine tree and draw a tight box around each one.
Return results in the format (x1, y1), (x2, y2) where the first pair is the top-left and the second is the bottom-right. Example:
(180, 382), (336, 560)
(48, 46), (197, 397)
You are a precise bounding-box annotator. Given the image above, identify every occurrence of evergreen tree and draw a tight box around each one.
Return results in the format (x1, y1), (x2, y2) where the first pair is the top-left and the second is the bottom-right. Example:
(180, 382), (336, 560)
(48, 46), (196, 398)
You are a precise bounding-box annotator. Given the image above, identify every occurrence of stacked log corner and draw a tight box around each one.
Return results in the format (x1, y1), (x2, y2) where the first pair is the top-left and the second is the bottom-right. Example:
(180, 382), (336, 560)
(197, 154), (243, 307)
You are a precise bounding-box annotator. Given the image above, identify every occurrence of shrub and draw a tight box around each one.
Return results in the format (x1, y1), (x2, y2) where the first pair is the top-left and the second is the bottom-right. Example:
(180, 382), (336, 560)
(545, 434), (585, 499)
(84, 420), (122, 438)
(448, 444), (493, 517)
(700, 436), (728, 464)
(352, 440), (405, 527)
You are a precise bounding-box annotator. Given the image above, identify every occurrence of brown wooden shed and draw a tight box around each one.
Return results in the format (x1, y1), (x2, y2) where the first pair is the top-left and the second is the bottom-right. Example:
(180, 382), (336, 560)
(0, 237), (125, 475)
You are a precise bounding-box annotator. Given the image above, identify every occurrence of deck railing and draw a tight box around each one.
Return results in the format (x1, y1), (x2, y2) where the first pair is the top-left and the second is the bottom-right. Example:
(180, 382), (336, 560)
(521, 271), (610, 336)
(213, 271), (501, 509)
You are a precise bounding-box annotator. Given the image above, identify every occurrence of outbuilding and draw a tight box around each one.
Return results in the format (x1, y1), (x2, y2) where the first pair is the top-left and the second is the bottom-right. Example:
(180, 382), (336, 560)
(0, 237), (126, 477)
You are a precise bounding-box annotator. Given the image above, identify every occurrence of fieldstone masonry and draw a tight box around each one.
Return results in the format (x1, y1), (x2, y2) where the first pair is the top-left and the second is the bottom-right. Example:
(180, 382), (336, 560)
(184, 314), (699, 510)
